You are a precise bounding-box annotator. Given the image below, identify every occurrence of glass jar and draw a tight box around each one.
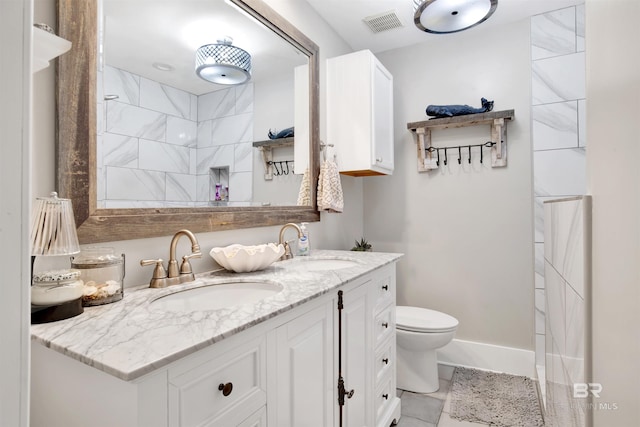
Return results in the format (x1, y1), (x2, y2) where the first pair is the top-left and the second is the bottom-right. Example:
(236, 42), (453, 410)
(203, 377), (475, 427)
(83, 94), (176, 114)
(32, 269), (84, 306)
(71, 247), (125, 306)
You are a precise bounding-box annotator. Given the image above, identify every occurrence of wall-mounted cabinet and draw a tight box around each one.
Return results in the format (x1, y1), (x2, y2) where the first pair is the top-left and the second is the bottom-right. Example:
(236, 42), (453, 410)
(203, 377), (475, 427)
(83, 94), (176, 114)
(327, 50), (394, 176)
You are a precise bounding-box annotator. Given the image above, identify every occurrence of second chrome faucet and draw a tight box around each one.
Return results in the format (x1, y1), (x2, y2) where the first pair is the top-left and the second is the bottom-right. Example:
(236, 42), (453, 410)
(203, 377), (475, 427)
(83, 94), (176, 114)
(140, 229), (202, 288)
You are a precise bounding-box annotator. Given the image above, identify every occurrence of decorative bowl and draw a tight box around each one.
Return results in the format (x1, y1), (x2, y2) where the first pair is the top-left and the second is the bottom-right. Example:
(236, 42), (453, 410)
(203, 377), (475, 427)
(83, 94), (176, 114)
(209, 243), (285, 273)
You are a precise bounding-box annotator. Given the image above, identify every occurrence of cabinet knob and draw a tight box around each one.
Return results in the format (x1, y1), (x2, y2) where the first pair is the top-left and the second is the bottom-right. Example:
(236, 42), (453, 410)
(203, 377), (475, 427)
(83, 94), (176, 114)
(382, 322), (389, 328)
(382, 284), (389, 291)
(376, 157), (383, 163)
(382, 393), (389, 400)
(382, 358), (389, 365)
(218, 382), (233, 397)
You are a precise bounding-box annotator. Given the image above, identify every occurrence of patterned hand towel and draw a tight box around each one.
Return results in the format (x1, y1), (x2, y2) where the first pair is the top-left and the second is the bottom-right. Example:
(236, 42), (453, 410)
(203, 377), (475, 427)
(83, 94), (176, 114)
(317, 159), (344, 213)
(297, 167), (311, 206)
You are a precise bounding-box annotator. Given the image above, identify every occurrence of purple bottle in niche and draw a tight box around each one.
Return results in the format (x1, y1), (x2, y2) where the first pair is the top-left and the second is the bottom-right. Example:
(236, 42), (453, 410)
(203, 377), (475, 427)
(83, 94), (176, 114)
(215, 183), (222, 201)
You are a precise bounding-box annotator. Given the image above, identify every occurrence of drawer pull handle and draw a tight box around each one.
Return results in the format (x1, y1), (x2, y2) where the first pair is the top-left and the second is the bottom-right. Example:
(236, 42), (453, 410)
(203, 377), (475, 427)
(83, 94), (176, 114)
(382, 285), (389, 291)
(382, 358), (389, 365)
(382, 393), (389, 400)
(382, 322), (389, 328)
(218, 382), (233, 397)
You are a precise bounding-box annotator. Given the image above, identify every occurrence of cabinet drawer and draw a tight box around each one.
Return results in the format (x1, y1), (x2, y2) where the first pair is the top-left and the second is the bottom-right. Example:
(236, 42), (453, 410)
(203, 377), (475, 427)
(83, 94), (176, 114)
(168, 336), (266, 427)
(373, 275), (393, 311)
(374, 304), (394, 348)
(209, 405), (267, 427)
(375, 338), (394, 386)
(375, 373), (395, 423)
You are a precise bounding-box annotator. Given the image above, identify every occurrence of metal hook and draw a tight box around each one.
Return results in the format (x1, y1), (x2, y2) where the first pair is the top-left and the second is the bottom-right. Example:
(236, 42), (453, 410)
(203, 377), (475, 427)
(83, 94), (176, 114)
(480, 145), (483, 164)
(443, 147), (448, 166)
(273, 161), (281, 176)
(283, 161), (289, 175)
(436, 148), (440, 166)
(458, 146), (462, 164)
(468, 146), (472, 164)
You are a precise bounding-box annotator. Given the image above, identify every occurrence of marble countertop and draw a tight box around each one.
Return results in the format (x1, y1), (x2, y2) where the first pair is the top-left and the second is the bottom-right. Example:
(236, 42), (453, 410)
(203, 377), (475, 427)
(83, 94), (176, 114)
(31, 250), (402, 381)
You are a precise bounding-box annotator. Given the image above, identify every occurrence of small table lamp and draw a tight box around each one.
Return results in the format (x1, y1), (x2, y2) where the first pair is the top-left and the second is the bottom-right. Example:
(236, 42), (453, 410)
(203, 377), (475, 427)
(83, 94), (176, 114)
(30, 192), (82, 323)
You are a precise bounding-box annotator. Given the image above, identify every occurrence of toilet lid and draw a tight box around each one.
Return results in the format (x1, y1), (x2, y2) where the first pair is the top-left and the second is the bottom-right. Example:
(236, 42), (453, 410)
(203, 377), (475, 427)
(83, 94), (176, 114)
(396, 306), (459, 333)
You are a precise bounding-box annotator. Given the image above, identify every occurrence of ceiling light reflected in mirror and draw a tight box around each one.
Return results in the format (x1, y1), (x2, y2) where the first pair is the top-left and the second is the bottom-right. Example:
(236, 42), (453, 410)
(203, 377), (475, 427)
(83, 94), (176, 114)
(195, 37), (252, 85)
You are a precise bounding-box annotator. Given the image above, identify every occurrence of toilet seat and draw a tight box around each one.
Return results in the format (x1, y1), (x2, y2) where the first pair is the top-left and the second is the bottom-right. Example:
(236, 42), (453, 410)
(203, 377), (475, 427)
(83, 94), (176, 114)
(396, 306), (459, 333)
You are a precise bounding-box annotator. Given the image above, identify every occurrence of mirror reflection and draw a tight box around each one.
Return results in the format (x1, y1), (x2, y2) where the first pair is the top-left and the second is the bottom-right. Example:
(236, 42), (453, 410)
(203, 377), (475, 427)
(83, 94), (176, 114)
(98, 0), (309, 209)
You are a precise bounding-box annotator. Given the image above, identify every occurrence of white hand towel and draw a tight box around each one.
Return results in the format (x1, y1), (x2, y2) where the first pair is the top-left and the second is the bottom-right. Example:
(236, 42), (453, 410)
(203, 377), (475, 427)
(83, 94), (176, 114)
(317, 159), (344, 213)
(297, 167), (311, 206)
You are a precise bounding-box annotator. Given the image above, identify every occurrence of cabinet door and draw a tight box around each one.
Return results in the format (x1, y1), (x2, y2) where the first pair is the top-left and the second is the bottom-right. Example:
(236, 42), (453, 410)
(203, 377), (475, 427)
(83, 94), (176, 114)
(339, 282), (373, 427)
(372, 60), (394, 173)
(275, 301), (334, 427)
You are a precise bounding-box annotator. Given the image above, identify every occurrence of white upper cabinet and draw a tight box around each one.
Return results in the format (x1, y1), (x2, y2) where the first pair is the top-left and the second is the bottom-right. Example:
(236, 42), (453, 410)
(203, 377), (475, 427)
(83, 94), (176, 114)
(327, 50), (394, 176)
(32, 26), (71, 73)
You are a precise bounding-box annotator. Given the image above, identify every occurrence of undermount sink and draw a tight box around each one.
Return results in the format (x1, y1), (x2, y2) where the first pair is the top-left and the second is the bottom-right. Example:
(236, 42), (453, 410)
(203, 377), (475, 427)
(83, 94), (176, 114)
(151, 281), (283, 312)
(285, 257), (360, 272)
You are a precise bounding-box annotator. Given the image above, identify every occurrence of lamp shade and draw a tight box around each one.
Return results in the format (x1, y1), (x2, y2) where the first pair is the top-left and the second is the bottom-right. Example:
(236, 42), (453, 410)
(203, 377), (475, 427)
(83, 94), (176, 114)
(195, 37), (251, 85)
(30, 192), (80, 256)
(413, 0), (498, 34)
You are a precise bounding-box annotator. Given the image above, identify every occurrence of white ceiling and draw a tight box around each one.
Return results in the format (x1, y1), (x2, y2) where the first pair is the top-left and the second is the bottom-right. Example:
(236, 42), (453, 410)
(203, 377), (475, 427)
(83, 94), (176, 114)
(104, 0), (582, 96)
(303, 0), (582, 53)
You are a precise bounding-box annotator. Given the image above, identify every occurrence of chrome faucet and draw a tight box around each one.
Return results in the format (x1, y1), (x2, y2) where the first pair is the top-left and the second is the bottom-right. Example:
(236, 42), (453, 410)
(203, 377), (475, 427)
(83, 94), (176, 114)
(140, 229), (202, 288)
(278, 223), (303, 260)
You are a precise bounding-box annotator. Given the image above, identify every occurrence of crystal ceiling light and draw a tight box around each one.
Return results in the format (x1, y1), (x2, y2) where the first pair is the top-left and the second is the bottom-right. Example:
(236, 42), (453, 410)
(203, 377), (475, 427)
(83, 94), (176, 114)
(195, 37), (251, 85)
(413, 0), (498, 34)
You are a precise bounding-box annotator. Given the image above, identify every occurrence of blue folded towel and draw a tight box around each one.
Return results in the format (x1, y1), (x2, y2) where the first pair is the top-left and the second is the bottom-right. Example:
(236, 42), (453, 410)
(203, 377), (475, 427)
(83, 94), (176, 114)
(268, 127), (294, 139)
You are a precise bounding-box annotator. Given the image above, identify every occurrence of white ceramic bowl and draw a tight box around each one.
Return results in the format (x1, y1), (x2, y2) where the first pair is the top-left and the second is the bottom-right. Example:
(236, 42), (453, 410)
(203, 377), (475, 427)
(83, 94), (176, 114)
(209, 243), (285, 273)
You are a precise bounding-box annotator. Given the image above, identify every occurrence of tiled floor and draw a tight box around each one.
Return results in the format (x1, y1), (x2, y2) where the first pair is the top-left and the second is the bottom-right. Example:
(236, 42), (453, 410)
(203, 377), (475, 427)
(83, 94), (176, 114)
(396, 364), (491, 427)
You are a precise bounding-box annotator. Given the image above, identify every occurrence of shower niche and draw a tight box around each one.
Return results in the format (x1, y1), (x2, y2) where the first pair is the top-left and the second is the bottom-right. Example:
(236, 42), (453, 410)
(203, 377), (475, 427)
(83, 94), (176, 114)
(209, 167), (230, 204)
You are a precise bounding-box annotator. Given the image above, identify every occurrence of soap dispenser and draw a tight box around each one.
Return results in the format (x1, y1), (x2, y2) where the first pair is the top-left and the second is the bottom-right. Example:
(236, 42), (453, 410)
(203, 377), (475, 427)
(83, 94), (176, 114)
(298, 223), (310, 256)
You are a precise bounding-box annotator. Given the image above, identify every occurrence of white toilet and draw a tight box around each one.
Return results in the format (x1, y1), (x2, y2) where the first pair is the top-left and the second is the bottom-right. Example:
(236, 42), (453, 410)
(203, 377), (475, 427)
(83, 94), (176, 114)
(396, 306), (459, 393)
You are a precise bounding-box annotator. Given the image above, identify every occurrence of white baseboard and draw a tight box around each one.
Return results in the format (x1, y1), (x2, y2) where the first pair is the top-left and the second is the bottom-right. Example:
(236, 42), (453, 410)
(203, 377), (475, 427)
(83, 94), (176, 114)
(436, 338), (536, 378)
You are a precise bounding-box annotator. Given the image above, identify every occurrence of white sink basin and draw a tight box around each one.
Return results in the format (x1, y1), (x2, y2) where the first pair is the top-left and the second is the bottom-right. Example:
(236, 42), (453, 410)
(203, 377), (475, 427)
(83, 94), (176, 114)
(151, 281), (283, 312)
(285, 258), (360, 272)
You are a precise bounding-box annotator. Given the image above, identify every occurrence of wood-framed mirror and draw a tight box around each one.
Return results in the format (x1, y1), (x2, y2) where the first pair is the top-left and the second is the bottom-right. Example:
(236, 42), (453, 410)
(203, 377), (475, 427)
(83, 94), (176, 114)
(56, 0), (320, 244)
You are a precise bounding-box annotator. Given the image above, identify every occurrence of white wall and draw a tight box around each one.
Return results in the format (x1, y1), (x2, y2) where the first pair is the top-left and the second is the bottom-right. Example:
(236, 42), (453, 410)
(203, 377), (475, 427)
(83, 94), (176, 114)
(31, 0), (358, 289)
(586, 1), (640, 425)
(252, 70), (302, 205)
(369, 21), (535, 351)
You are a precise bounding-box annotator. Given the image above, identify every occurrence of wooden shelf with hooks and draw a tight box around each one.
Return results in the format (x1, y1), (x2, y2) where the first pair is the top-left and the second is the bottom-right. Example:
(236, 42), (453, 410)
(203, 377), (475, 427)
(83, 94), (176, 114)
(253, 137), (294, 180)
(407, 110), (514, 172)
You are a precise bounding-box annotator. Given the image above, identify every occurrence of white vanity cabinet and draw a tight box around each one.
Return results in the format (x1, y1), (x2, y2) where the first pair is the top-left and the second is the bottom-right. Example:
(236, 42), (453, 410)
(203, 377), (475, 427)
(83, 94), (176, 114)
(167, 334), (268, 427)
(271, 299), (335, 426)
(337, 264), (400, 427)
(31, 260), (400, 427)
(327, 49), (394, 177)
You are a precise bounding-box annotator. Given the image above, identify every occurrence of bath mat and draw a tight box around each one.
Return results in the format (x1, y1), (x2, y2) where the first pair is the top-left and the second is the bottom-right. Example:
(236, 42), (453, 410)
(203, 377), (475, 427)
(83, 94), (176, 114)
(450, 366), (544, 427)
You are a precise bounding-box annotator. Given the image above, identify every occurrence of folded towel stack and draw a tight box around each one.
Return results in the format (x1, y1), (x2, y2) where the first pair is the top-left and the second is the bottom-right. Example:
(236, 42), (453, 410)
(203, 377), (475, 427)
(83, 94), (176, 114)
(317, 158), (344, 213)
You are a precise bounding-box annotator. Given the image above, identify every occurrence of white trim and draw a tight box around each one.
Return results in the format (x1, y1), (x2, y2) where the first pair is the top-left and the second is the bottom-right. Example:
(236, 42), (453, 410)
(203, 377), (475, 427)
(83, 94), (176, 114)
(0, 0), (31, 426)
(437, 338), (536, 378)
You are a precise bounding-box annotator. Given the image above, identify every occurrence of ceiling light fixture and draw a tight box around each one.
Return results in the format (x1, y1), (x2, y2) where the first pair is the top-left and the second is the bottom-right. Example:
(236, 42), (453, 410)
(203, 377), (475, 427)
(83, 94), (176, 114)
(413, 0), (498, 34)
(195, 37), (251, 85)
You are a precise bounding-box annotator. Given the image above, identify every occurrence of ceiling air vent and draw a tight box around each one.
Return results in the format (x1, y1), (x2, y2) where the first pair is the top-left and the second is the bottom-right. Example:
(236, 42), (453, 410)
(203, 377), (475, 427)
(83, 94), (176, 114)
(363, 10), (404, 34)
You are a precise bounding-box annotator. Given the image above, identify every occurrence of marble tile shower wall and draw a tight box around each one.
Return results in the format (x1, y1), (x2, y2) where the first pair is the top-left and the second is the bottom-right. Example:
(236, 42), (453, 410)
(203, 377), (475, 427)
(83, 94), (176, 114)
(530, 3), (586, 393)
(543, 197), (591, 427)
(97, 65), (253, 208)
